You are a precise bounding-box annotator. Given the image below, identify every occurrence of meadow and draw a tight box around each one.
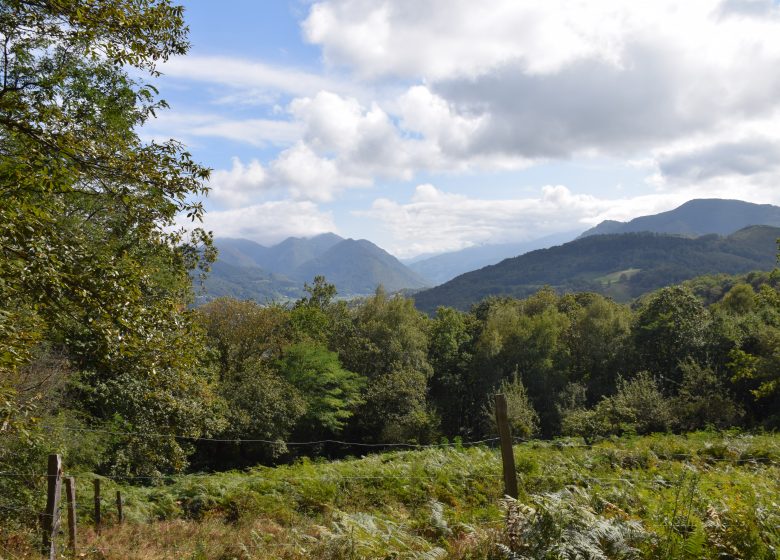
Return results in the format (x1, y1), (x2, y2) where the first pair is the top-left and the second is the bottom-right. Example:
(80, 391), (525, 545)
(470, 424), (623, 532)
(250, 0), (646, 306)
(3, 431), (779, 559)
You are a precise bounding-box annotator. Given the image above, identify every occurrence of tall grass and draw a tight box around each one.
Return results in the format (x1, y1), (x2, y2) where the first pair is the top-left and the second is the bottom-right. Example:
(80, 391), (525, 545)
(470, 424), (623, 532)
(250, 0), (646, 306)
(1, 432), (778, 559)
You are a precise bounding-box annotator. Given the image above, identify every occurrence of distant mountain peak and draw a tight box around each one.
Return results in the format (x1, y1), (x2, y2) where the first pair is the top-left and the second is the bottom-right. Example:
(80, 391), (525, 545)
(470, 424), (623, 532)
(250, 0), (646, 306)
(580, 198), (780, 238)
(205, 232), (427, 303)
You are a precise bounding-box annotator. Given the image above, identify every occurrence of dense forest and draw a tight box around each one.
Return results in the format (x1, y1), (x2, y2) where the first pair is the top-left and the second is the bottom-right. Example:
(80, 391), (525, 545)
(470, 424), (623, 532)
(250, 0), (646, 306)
(2, 3), (780, 553)
(4, 269), (780, 489)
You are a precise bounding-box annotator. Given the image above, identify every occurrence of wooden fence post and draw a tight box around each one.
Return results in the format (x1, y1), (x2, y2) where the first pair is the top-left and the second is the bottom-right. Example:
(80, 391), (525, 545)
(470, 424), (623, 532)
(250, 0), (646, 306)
(93, 479), (101, 533)
(116, 490), (123, 524)
(41, 454), (63, 560)
(65, 477), (77, 553)
(494, 393), (518, 499)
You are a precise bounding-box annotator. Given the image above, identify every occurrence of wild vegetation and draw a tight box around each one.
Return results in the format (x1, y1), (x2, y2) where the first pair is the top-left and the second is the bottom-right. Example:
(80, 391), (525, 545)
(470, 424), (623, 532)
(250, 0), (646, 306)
(3, 432), (779, 558)
(2, 1), (780, 558)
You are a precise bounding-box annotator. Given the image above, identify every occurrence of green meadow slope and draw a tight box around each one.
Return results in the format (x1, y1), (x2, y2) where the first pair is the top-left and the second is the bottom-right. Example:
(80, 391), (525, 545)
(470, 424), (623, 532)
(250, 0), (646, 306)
(8, 432), (778, 559)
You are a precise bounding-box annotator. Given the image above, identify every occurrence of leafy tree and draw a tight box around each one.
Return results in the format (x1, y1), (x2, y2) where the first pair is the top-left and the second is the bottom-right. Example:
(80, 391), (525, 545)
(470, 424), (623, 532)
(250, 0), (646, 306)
(0, 0), (216, 474)
(197, 298), (291, 374)
(632, 286), (710, 385)
(473, 291), (570, 436)
(341, 287), (432, 378)
(355, 368), (439, 444)
(671, 359), (743, 431)
(289, 276), (338, 344)
(277, 343), (364, 435)
(204, 360), (306, 467)
(559, 293), (631, 399)
(428, 306), (481, 436)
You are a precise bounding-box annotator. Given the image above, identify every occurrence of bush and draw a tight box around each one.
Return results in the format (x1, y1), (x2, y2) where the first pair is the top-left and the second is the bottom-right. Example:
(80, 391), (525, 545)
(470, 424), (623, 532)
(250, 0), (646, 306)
(671, 360), (743, 431)
(485, 375), (540, 439)
(561, 372), (672, 440)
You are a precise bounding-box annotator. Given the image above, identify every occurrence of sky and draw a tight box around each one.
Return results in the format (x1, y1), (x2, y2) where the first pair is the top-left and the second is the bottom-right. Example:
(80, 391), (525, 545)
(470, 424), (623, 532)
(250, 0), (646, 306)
(147, 0), (780, 259)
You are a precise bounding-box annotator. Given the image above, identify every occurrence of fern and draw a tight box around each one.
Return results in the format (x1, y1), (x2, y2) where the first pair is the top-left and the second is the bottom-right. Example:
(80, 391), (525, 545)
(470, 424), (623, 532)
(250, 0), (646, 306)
(500, 487), (647, 559)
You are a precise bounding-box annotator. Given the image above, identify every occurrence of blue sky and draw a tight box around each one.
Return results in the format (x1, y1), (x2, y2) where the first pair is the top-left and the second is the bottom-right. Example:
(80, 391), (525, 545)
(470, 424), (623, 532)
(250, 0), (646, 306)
(146, 0), (780, 258)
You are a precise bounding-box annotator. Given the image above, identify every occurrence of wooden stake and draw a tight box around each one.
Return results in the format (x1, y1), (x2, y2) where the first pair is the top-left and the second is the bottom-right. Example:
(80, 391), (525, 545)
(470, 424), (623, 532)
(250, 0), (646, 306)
(116, 490), (123, 524)
(41, 454), (63, 560)
(93, 479), (101, 533)
(65, 477), (77, 553)
(494, 393), (518, 499)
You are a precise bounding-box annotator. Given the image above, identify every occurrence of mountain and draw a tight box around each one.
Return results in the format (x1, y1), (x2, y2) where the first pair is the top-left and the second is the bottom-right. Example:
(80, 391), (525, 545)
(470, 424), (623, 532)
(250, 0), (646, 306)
(295, 238), (429, 294)
(201, 234), (428, 303)
(581, 199), (780, 238)
(213, 238), (270, 268)
(407, 231), (580, 285)
(256, 233), (344, 276)
(413, 226), (780, 313)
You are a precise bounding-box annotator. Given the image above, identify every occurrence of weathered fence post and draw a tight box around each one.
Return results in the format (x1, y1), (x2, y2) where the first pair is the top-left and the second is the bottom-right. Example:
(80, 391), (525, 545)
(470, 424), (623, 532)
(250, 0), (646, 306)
(93, 479), (101, 533)
(41, 454), (63, 559)
(65, 476), (77, 553)
(494, 393), (518, 499)
(116, 490), (123, 524)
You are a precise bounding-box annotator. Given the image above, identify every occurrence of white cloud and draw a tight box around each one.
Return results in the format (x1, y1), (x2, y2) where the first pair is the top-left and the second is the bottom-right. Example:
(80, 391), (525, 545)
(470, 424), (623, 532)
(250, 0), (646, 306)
(303, 1), (780, 161)
(208, 158), (268, 208)
(361, 182), (780, 258)
(303, 0), (627, 80)
(199, 200), (337, 246)
(160, 56), (354, 99)
(271, 142), (371, 202)
(143, 111), (302, 147)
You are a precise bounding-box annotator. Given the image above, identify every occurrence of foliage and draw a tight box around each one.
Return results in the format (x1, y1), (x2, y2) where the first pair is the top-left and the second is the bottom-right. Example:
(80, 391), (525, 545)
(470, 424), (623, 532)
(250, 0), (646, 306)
(276, 343), (364, 434)
(562, 373), (671, 439)
(632, 286), (709, 384)
(4, 432), (778, 559)
(500, 488), (647, 559)
(485, 375), (539, 439)
(670, 359), (743, 431)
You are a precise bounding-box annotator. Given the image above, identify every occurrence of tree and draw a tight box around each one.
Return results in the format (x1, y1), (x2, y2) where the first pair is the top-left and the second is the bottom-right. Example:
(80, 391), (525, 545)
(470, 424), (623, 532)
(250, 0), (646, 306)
(0, 0), (216, 475)
(428, 306), (480, 436)
(277, 343), (365, 435)
(632, 286), (710, 385)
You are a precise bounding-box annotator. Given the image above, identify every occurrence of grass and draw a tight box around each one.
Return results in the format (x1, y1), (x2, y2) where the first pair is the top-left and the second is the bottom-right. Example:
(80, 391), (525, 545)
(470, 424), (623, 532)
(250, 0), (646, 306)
(595, 268), (642, 285)
(1, 432), (779, 559)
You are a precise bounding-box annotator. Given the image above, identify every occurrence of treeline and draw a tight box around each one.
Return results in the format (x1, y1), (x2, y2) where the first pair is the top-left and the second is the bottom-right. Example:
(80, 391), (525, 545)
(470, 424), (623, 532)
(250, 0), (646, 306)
(190, 272), (780, 471)
(11, 270), (780, 494)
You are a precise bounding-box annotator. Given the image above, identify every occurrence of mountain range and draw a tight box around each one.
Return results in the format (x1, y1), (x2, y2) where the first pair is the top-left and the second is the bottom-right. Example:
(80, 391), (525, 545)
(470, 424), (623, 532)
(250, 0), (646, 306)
(197, 198), (780, 307)
(198, 234), (429, 303)
(414, 224), (780, 312)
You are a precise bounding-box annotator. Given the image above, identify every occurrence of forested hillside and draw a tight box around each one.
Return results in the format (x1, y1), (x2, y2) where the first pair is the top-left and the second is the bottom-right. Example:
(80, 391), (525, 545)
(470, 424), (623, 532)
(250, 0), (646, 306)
(414, 226), (780, 312)
(407, 230), (579, 285)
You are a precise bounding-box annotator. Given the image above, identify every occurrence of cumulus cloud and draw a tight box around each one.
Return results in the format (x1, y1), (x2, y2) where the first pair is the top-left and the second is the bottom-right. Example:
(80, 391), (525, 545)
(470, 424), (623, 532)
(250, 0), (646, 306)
(198, 200), (337, 246)
(303, 0), (627, 80)
(304, 0), (780, 161)
(208, 158), (268, 208)
(270, 142), (371, 202)
(657, 138), (780, 180)
(361, 183), (780, 258)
